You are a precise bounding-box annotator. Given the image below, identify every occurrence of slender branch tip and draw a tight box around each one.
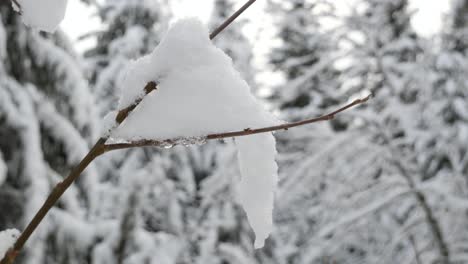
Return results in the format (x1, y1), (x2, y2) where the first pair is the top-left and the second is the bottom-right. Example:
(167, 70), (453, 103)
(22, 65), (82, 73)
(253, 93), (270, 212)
(104, 95), (371, 152)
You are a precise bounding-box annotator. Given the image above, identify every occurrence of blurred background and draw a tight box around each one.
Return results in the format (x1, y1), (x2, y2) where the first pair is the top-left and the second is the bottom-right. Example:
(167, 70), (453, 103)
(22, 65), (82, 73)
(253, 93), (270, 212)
(1, 0), (468, 263)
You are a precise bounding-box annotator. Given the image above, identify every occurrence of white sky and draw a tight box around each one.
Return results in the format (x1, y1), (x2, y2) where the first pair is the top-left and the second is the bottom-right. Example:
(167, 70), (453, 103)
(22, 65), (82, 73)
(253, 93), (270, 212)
(60, 0), (451, 92)
(62, 0), (451, 50)
(61, 0), (269, 51)
(409, 0), (450, 36)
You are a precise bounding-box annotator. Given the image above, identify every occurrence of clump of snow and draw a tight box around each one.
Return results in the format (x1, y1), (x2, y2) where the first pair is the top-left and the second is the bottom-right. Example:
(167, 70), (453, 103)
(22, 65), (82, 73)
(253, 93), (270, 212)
(0, 229), (20, 259)
(235, 134), (278, 248)
(114, 18), (278, 139)
(13, 0), (68, 33)
(112, 18), (279, 248)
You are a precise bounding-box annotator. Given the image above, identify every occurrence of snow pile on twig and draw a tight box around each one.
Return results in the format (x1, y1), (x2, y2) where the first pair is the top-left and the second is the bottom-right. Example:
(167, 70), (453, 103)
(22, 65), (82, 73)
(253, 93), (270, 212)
(113, 18), (279, 248)
(236, 134), (278, 248)
(13, 0), (68, 33)
(114, 19), (277, 138)
(0, 229), (19, 259)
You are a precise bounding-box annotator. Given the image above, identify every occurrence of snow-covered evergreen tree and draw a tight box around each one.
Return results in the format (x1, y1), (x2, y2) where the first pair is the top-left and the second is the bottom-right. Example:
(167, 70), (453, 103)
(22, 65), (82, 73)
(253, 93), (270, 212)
(3, 0), (467, 263)
(268, 0), (468, 263)
(86, 0), (169, 116)
(268, 0), (342, 117)
(344, 1), (468, 262)
(0, 2), (100, 263)
(419, 1), (468, 262)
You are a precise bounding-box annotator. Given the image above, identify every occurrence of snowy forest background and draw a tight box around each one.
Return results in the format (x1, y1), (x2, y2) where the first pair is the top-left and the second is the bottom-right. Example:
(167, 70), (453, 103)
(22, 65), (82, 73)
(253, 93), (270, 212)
(1, 0), (468, 263)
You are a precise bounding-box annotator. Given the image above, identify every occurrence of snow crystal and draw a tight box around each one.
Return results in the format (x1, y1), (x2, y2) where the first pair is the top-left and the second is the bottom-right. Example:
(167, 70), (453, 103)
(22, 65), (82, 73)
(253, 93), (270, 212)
(112, 18), (279, 248)
(236, 134), (278, 248)
(14, 0), (68, 33)
(0, 229), (19, 259)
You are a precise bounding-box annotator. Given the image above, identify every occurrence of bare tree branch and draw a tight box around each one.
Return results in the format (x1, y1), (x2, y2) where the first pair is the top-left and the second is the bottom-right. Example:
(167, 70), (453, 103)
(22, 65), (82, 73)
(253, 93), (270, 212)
(104, 95), (372, 152)
(10, 0), (20, 10)
(0, 1), (258, 263)
(209, 0), (257, 39)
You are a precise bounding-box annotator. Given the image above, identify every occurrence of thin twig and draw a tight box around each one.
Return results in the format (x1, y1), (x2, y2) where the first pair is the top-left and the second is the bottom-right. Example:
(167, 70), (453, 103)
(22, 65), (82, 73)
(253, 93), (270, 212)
(0, 1), (257, 263)
(209, 0), (257, 39)
(11, 0), (20, 10)
(104, 95), (372, 152)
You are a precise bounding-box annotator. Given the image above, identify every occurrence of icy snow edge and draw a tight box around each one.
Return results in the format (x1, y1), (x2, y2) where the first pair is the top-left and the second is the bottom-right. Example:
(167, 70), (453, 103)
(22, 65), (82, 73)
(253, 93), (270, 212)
(0, 229), (20, 259)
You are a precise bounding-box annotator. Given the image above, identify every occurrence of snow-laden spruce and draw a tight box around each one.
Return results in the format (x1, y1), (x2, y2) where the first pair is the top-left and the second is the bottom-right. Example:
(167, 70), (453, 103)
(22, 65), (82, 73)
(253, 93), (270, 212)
(0, 229), (19, 259)
(13, 0), (68, 32)
(112, 18), (279, 248)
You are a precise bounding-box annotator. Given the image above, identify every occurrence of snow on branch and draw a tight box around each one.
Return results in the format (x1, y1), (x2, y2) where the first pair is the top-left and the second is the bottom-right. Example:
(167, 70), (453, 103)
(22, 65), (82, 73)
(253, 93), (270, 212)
(110, 18), (279, 248)
(113, 0), (259, 125)
(105, 95), (371, 151)
(1, 0), (370, 261)
(0, 2), (270, 262)
(12, 0), (68, 33)
(102, 17), (369, 248)
(0, 230), (19, 262)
